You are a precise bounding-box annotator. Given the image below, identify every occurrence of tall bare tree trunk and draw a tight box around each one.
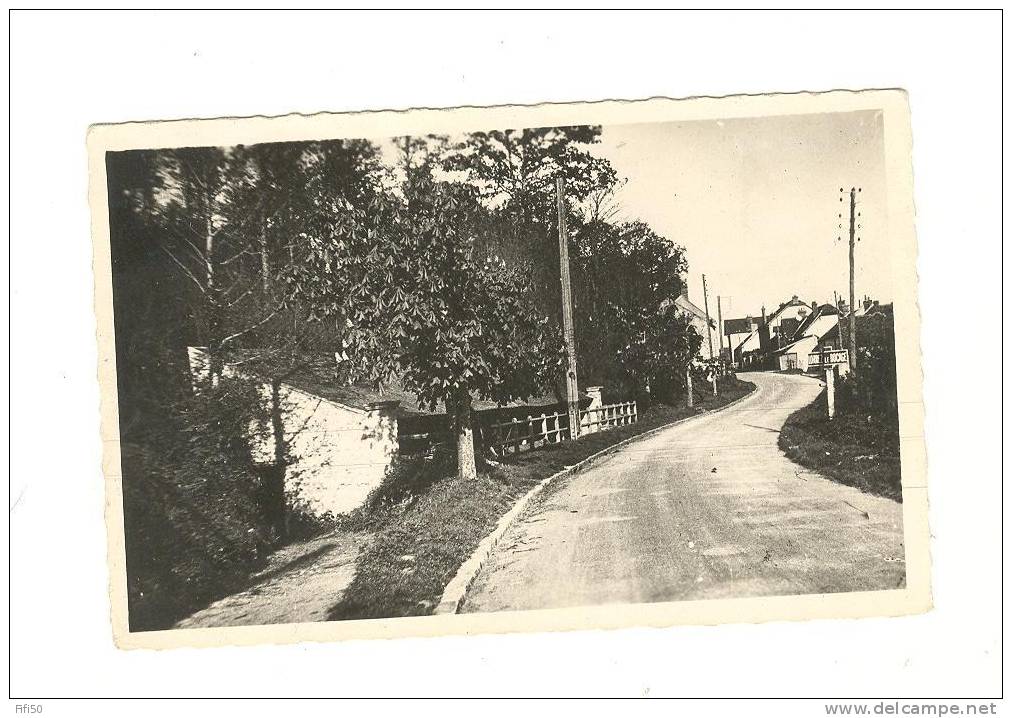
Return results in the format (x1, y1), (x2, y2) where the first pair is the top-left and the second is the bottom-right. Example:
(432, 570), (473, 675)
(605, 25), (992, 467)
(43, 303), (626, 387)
(260, 214), (271, 296)
(204, 185), (222, 385)
(452, 389), (477, 481)
(266, 378), (288, 542)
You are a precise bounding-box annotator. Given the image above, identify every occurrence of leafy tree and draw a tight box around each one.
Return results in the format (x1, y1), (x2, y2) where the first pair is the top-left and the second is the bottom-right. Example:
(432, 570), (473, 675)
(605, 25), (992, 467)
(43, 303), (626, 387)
(441, 126), (617, 212)
(571, 219), (690, 397)
(441, 126), (620, 321)
(618, 303), (703, 404)
(120, 373), (274, 631)
(110, 139), (387, 541)
(838, 311), (898, 422)
(285, 169), (564, 480)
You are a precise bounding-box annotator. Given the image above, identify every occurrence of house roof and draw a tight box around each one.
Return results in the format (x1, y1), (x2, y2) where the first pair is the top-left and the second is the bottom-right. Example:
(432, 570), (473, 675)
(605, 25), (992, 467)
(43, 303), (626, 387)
(862, 302), (894, 318)
(733, 329), (761, 354)
(723, 317), (755, 335)
(789, 303), (838, 341)
(775, 335), (813, 354)
(767, 295), (810, 322)
(672, 294), (709, 322)
(283, 359), (429, 415)
(285, 355), (577, 417)
(805, 314), (840, 345)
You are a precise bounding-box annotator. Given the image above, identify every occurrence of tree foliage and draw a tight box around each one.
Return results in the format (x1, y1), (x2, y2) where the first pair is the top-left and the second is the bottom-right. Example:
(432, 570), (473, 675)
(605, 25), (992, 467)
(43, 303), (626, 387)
(441, 125), (618, 213)
(571, 219), (695, 398)
(283, 165), (565, 478)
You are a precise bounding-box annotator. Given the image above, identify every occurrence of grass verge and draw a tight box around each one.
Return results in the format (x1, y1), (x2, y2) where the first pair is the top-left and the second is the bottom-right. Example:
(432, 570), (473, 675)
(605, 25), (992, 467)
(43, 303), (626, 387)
(778, 388), (902, 502)
(328, 376), (755, 621)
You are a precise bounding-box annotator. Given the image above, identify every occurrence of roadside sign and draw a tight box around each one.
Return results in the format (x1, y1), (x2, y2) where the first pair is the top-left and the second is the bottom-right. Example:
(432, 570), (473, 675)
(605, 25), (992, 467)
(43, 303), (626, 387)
(808, 348), (849, 367)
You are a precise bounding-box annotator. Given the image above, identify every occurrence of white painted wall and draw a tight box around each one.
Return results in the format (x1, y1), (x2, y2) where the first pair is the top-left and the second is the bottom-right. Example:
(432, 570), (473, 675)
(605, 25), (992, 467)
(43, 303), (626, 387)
(270, 386), (397, 517)
(187, 348), (397, 517)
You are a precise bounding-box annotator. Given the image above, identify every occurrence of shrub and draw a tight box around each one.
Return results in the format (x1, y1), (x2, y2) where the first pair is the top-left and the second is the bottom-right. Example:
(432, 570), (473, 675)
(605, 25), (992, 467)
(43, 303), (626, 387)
(121, 374), (275, 631)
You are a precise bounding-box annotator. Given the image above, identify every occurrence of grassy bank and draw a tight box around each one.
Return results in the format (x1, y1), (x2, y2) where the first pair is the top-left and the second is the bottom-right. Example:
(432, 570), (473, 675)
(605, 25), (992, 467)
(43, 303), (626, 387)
(778, 388), (902, 502)
(328, 376), (755, 621)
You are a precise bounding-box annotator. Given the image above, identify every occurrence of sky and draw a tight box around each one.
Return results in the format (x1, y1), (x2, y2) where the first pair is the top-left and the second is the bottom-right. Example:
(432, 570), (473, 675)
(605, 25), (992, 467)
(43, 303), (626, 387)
(591, 110), (889, 320)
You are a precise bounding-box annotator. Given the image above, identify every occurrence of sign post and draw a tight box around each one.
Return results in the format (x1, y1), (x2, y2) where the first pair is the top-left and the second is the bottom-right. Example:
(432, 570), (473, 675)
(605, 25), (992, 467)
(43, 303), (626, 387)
(826, 366), (836, 419)
(810, 347), (849, 419)
(825, 347), (836, 419)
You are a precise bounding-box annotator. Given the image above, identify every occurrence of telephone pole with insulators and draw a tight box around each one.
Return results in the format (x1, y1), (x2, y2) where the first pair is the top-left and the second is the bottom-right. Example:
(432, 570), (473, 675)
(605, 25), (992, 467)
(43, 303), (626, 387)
(837, 186), (862, 374)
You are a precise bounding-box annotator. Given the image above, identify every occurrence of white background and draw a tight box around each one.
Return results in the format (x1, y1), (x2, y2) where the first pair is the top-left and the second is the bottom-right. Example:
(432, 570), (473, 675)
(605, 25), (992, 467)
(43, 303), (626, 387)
(6, 8), (1005, 709)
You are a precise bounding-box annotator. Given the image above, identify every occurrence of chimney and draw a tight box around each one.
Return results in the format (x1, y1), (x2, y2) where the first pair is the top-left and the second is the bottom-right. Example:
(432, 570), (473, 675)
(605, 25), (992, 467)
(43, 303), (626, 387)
(811, 300), (818, 311)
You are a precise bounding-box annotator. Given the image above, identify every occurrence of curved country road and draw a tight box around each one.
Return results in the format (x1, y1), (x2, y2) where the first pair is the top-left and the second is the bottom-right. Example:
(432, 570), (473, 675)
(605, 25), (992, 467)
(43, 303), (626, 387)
(462, 371), (905, 613)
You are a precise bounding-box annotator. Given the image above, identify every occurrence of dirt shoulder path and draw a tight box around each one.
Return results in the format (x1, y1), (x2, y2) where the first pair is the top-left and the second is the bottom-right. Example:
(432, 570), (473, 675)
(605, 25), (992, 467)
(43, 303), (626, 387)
(175, 530), (369, 629)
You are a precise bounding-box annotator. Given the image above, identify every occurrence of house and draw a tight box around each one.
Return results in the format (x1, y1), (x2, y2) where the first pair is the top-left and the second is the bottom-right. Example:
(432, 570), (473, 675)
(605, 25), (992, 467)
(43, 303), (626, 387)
(661, 275), (717, 359)
(728, 295), (812, 368)
(722, 315), (759, 365)
(187, 348), (405, 517)
(774, 303), (851, 375)
(185, 349), (604, 518)
(766, 295), (815, 350)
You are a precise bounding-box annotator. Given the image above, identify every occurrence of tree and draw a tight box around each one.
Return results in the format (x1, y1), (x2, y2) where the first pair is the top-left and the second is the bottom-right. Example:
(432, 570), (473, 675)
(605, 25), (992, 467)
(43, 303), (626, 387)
(440, 127), (620, 321)
(441, 126), (618, 212)
(285, 169), (564, 480)
(619, 304), (704, 404)
(570, 219), (691, 397)
(114, 139), (387, 540)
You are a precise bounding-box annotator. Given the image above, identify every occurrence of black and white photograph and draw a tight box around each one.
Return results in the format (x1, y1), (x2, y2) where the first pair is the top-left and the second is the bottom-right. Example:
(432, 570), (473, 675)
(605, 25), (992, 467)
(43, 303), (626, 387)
(12, 8), (1005, 709)
(89, 91), (928, 648)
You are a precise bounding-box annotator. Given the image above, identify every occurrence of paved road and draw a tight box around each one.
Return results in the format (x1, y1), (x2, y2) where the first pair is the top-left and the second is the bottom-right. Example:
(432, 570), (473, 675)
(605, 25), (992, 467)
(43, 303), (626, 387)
(462, 372), (905, 613)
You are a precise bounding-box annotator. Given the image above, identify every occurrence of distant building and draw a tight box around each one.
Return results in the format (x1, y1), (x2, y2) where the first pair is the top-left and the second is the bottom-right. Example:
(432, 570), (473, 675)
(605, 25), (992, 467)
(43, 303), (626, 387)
(661, 275), (716, 359)
(775, 303), (848, 374)
(723, 315), (760, 363)
(766, 295), (814, 349)
(729, 295), (812, 368)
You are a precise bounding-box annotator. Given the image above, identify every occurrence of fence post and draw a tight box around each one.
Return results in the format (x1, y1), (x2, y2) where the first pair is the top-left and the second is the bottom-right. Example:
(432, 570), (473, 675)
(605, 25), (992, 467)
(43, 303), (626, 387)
(686, 366), (694, 408)
(584, 386), (603, 434)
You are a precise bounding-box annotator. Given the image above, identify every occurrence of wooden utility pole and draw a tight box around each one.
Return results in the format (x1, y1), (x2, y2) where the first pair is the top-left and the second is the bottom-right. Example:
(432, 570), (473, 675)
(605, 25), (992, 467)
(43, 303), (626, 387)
(702, 274), (715, 360)
(557, 176), (581, 439)
(834, 290), (845, 349)
(847, 187), (859, 373)
(716, 295), (725, 364)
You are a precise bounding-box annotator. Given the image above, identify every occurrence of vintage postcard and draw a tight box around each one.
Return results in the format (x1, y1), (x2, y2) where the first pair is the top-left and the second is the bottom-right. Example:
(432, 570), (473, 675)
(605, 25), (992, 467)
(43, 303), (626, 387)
(88, 89), (929, 649)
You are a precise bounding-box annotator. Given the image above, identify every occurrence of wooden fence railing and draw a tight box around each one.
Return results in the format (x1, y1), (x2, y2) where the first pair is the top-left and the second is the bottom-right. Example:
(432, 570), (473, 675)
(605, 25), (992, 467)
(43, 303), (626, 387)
(481, 401), (638, 457)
